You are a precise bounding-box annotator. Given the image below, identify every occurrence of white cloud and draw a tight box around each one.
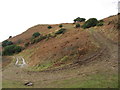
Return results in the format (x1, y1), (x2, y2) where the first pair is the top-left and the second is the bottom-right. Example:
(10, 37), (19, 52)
(0, 0), (118, 41)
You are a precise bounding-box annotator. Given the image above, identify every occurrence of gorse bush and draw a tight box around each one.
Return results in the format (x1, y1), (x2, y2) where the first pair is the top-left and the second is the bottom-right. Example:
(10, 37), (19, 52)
(24, 42), (30, 47)
(75, 23), (80, 28)
(9, 36), (12, 39)
(48, 26), (52, 29)
(2, 40), (13, 47)
(97, 20), (104, 26)
(32, 32), (40, 38)
(3, 45), (23, 55)
(36, 35), (47, 43)
(59, 24), (63, 28)
(55, 28), (66, 35)
(82, 18), (98, 29)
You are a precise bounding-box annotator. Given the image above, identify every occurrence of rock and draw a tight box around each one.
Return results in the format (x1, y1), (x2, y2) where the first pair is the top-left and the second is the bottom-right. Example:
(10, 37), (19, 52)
(24, 82), (33, 86)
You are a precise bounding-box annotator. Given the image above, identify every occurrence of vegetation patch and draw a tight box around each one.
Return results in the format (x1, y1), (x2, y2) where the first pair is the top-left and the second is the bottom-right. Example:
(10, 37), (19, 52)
(2, 40), (13, 47)
(82, 18), (98, 29)
(3, 45), (23, 55)
(55, 28), (66, 35)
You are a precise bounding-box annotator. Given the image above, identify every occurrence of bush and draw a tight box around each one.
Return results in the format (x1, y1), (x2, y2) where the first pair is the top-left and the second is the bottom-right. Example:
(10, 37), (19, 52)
(48, 26), (52, 29)
(9, 36), (12, 39)
(31, 39), (36, 44)
(59, 24), (63, 28)
(32, 32), (40, 38)
(75, 23), (80, 28)
(97, 22), (104, 26)
(24, 42), (30, 47)
(55, 28), (66, 35)
(36, 35), (47, 43)
(3, 45), (23, 55)
(74, 17), (86, 22)
(82, 18), (98, 29)
(97, 20), (104, 26)
(2, 40), (13, 47)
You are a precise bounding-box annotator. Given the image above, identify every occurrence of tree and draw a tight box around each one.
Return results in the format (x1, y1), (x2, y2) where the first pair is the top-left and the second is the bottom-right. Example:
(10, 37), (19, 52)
(59, 24), (63, 28)
(74, 17), (86, 22)
(82, 18), (98, 29)
(32, 32), (40, 38)
(48, 26), (52, 29)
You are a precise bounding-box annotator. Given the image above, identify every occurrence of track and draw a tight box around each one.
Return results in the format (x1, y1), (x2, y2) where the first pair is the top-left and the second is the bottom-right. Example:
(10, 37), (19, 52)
(15, 56), (27, 67)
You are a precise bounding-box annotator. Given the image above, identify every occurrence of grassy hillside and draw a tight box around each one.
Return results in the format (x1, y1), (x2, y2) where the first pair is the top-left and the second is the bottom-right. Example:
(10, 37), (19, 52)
(2, 14), (119, 88)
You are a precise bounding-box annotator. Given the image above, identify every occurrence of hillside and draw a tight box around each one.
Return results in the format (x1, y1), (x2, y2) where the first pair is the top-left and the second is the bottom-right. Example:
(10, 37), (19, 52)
(2, 14), (119, 88)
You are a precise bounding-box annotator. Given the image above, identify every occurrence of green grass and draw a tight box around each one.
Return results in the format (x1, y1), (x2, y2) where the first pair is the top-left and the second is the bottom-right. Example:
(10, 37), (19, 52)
(45, 73), (118, 88)
(2, 80), (30, 88)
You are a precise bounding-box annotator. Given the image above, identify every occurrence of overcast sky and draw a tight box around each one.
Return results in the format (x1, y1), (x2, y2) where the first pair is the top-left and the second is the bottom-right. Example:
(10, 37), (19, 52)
(0, 0), (118, 42)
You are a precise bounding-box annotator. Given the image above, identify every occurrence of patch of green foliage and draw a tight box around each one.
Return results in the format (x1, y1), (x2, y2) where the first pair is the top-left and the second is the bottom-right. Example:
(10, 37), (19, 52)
(36, 35), (47, 43)
(3, 45), (23, 55)
(55, 28), (66, 35)
(24, 42), (30, 47)
(82, 18), (98, 29)
(32, 32), (40, 38)
(59, 24), (63, 28)
(48, 26), (52, 29)
(97, 20), (104, 26)
(74, 17), (86, 22)
(75, 23), (80, 28)
(2, 40), (13, 47)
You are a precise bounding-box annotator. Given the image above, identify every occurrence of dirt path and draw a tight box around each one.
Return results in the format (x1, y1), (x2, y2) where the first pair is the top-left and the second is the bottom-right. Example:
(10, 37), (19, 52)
(15, 57), (27, 67)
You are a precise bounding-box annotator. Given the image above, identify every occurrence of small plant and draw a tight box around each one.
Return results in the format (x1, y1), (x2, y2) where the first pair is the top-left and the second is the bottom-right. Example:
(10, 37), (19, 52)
(32, 32), (40, 38)
(97, 22), (104, 26)
(97, 20), (104, 26)
(48, 26), (52, 29)
(9, 36), (12, 39)
(31, 39), (36, 44)
(59, 24), (63, 28)
(24, 42), (30, 47)
(55, 28), (66, 35)
(36, 35), (47, 43)
(75, 23), (80, 28)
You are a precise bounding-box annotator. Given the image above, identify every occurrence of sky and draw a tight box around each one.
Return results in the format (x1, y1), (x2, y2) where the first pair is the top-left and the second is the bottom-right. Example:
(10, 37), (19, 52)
(0, 0), (118, 42)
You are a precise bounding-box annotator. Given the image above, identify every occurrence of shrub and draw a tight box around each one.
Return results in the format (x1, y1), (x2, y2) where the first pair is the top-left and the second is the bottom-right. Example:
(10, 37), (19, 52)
(3, 45), (23, 55)
(31, 39), (36, 44)
(59, 24), (63, 28)
(75, 23), (80, 28)
(36, 35), (47, 43)
(24, 42), (30, 47)
(97, 22), (104, 26)
(2, 40), (13, 47)
(9, 36), (12, 39)
(32, 32), (40, 38)
(97, 20), (104, 26)
(48, 26), (52, 29)
(82, 18), (98, 29)
(55, 28), (66, 35)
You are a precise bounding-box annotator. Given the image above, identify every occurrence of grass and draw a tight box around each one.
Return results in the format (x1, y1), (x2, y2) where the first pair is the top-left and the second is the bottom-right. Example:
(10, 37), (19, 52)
(2, 72), (118, 88)
(2, 80), (29, 88)
(45, 73), (118, 88)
